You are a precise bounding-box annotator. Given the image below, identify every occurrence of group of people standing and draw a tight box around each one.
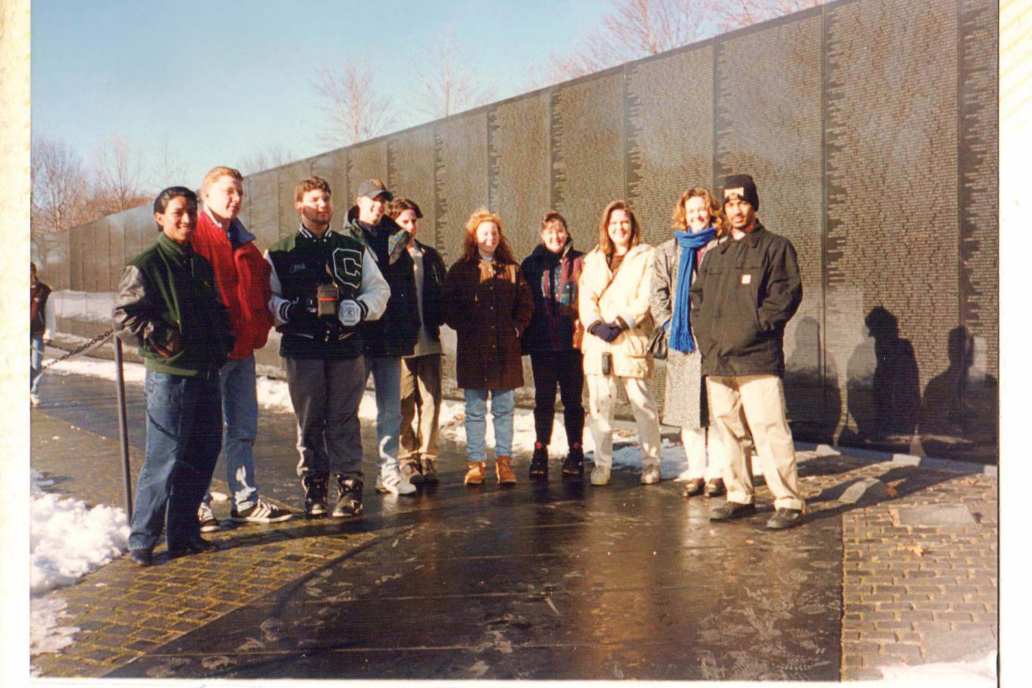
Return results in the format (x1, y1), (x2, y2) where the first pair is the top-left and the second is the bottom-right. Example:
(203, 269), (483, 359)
(103, 164), (805, 566)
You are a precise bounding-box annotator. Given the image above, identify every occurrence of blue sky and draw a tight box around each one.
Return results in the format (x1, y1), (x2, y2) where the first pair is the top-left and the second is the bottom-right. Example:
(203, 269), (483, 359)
(32, 0), (607, 188)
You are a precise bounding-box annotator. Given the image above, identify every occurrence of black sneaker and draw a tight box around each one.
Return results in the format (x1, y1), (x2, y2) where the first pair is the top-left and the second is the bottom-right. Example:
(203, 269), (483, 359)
(303, 475), (329, 518)
(421, 458), (439, 485)
(529, 444), (549, 481)
(709, 501), (757, 522)
(561, 443), (585, 478)
(231, 498), (293, 523)
(332, 477), (363, 518)
(167, 536), (219, 558)
(129, 548), (153, 567)
(766, 508), (804, 530)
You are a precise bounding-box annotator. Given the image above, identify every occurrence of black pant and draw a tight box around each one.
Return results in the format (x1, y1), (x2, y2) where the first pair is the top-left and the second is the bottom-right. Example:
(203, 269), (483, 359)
(530, 350), (585, 447)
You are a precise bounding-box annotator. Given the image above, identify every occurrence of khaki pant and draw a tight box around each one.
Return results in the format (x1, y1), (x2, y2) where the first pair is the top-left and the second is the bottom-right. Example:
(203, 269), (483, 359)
(707, 374), (804, 511)
(399, 354), (442, 461)
(681, 425), (725, 482)
(587, 374), (661, 470)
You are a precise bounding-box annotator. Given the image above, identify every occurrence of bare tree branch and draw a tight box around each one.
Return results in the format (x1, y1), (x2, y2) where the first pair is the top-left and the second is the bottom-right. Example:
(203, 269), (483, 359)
(31, 137), (90, 263)
(150, 135), (188, 190)
(313, 58), (396, 147)
(92, 135), (149, 214)
(414, 29), (494, 120)
(239, 145), (296, 175)
(707, 0), (825, 32)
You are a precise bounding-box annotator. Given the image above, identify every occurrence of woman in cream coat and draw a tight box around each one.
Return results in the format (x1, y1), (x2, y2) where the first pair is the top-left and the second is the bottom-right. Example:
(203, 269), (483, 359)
(579, 200), (662, 486)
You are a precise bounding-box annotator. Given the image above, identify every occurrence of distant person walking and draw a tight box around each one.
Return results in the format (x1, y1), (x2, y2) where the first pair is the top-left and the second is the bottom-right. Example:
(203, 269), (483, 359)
(344, 180), (421, 496)
(520, 211), (586, 481)
(651, 187), (726, 499)
(113, 187), (235, 565)
(265, 176), (390, 519)
(191, 166), (291, 531)
(443, 208), (534, 487)
(579, 201), (662, 486)
(30, 262), (56, 407)
(388, 197), (447, 486)
(690, 174), (806, 529)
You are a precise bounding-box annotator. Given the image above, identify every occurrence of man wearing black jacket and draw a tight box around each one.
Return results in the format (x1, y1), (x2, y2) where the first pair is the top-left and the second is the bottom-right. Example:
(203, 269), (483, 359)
(689, 174), (805, 530)
(344, 180), (420, 496)
(388, 198), (447, 485)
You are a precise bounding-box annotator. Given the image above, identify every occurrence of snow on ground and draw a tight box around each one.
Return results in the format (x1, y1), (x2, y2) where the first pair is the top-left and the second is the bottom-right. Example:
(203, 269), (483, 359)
(53, 355), (699, 479)
(29, 469), (129, 673)
(877, 651), (997, 686)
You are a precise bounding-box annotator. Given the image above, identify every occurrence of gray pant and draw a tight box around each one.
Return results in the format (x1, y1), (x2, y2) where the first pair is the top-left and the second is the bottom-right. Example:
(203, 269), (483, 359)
(284, 356), (365, 480)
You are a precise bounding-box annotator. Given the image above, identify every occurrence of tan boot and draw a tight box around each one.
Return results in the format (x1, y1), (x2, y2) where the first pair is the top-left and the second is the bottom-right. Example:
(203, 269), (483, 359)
(464, 461), (487, 486)
(495, 456), (516, 486)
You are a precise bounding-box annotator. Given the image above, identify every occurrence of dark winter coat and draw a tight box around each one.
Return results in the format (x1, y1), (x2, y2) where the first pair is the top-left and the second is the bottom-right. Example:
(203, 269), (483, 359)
(31, 280), (52, 336)
(113, 233), (235, 377)
(411, 238), (447, 343)
(520, 241), (584, 355)
(443, 257), (534, 391)
(689, 222), (802, 378)
(344, 207), (420, 358)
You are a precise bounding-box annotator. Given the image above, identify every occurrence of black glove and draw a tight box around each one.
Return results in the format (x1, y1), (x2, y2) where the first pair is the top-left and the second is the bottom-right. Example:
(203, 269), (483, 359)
(280, 296), (318, 324)
(589, 321), (621, 343)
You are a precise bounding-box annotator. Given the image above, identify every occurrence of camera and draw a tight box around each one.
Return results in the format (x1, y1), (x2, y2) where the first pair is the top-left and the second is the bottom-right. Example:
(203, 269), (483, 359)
(601, 352), (612, 376)
(316, 283), (340, 321)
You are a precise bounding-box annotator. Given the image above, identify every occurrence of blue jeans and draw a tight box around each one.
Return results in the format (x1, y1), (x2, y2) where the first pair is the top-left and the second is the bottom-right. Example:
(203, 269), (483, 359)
(30, 334), (44, 395)
(463, 389), (515, 462)
(129, 371), (222, 552)
(364, 356), (401, 474)
(202, 356), (259, 510)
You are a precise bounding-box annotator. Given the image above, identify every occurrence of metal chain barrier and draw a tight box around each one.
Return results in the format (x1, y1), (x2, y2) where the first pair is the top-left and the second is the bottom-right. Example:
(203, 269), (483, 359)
(41, 329), (116, 371)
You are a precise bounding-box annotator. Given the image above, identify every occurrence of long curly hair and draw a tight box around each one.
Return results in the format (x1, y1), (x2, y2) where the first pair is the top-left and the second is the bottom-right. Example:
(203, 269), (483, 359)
(597, 200), (642, 257)
(671, 187), (727, 236)
(459, 207), (517, 264)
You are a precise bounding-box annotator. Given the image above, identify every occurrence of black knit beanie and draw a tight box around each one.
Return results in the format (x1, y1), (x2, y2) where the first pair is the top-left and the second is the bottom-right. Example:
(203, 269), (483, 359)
(722, 174), (759, 212)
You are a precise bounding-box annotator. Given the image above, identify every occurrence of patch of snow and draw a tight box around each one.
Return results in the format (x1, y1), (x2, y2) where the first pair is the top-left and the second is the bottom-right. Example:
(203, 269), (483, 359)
(877, 651), (997, 686)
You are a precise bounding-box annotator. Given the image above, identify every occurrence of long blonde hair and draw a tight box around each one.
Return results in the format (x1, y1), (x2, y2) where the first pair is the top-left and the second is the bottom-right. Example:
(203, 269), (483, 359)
(459, 207), (516, 264)
(671, 187), (726, 236)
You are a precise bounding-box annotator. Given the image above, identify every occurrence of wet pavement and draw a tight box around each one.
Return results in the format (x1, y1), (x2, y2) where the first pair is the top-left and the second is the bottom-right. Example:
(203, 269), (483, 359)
(29, 363), (997, 681)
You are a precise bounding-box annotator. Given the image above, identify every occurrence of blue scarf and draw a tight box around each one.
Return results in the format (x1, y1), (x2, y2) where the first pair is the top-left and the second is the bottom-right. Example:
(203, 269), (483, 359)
(670, 227), (716, 353)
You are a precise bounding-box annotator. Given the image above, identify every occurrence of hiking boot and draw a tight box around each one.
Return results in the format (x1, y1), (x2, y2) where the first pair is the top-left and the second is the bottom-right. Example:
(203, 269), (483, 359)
(496, 456), (517, 486)
(590, 464), (611, 486)
(333, 476), (364, 518)
(529, 444), (549, 481)
(709, 501), (757, 522)
(464, 461), (487, 486)
(766, 508), (804, 530)
(198, 503), (221, 532)
(400, 457), (423, 485)
(168, 536), (219, 558)
(562, 443), (585, 478)
(376, 468), (417, 496)
(421, 457), (440, 484)
(704, 478), (726, 498)
(302, 474), (329, 518)
(640, 462), (661, 485)
(683, 478), (705, 498)
(230, 497), (293, 523)
(129, 548), (153, 567)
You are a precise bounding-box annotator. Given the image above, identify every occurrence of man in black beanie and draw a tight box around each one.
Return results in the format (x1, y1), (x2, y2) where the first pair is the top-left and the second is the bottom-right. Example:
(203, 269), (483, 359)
(689, 174), (806, 529)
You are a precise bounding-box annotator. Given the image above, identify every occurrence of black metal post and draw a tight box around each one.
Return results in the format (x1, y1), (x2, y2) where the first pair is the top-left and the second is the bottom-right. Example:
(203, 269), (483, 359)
(113, 337), (134, 521)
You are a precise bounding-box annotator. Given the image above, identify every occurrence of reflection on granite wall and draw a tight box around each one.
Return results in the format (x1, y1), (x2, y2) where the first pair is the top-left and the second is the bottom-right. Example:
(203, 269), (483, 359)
(41, 0), (998, 463)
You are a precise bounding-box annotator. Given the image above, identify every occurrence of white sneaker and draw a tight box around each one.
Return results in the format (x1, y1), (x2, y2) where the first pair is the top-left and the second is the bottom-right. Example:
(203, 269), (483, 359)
(640, 463), (661, 485)
(30, 394), (41, 407)
(590, 465), (611, 486)
(198, 503), (221, 532)
(376, 470), (417, 496)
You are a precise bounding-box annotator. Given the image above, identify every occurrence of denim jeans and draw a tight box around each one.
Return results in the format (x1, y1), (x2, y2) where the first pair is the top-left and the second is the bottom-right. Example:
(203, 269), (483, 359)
(463, 389), (515, 462)
(129, 371), (222, 552)
(202, 356), (259, 510)
(30, 334), (44, 396)
(364, 356), (402, 475)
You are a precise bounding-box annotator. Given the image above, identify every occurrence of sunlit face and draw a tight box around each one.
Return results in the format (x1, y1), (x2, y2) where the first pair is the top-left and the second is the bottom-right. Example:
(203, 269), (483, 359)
(723, 189), (755, 231)
(395, 209), (419, 239)
(357, 194), (387, 225)
(607, 209), (633, 252)
(684, 195), (711, 233)
(296, 189), (333, 233)
(203, 175), (243, 223)
(540, 221), (569, 254)
(476, 221), (500, 257)
(155, 196), (198, 246)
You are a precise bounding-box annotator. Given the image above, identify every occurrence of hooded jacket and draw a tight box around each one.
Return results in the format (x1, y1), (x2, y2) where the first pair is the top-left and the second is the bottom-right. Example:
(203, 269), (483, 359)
(578, 243), (656, 379)
(520, 240), (584, 355)
(688, 221), (802, 377)
(190, 208), (273, 359)
(343, 207), (420, 357)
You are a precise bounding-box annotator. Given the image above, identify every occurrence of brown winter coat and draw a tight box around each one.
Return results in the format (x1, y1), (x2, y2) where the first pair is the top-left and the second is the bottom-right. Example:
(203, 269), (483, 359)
(443, 258), (534, 391)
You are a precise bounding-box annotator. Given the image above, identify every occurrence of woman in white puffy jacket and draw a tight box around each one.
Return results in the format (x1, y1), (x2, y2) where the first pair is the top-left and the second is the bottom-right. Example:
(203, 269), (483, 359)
(578, 200), (662, 486)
